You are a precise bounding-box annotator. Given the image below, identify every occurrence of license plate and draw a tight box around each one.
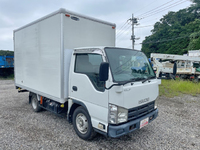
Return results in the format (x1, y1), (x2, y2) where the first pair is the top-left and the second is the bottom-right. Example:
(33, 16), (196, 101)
(140, 117), (149, 129)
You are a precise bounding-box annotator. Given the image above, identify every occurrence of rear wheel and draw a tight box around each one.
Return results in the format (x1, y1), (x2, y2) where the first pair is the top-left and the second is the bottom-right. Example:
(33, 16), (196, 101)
(193, 76), (199, 83)
(73, 106), (96, 140)
(31, 94), (42, 112)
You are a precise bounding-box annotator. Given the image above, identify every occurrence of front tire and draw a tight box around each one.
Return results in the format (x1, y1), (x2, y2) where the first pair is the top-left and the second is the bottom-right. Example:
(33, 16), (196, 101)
(73, 106), (96, 140)
(31, 94), (42, 112)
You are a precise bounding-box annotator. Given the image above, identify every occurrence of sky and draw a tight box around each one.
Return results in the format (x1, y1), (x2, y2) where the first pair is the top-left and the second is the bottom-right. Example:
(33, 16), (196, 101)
(0, 0), (193, 51)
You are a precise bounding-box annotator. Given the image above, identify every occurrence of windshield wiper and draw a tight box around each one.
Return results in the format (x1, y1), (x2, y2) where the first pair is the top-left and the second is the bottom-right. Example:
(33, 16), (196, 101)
(105, 78), (136, 90)
(121, 78), (136, 86)
(142, 76), (156, 83)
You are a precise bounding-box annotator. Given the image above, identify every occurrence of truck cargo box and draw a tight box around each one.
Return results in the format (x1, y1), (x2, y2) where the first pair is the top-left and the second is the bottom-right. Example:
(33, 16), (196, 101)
(14, 8), (115, 103)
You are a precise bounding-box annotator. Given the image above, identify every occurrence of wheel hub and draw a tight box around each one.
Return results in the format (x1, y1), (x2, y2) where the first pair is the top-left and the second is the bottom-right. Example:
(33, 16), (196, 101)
(76, 113), (88, 134)
(32, 98), (37, 109)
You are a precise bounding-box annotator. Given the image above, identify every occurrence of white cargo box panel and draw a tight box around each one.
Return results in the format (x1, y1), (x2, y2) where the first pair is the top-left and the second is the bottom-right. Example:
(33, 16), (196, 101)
(14, 8), (115, 103)
(188, 50), (200, 57)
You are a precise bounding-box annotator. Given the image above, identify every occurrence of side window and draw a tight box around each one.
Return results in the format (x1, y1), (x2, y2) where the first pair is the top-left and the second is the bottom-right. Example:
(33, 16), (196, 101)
(75, 54), (105, 92)
(75, 54), (102, 73)
(75, 54), (94, 73)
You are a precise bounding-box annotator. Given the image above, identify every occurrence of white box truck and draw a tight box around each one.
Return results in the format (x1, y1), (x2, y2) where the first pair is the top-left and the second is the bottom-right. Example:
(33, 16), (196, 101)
(14, 8), (161, 140)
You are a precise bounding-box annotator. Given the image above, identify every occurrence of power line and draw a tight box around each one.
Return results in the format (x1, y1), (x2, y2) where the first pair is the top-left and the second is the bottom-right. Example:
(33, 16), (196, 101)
(135, 24), (154, 28)
(116, 29), (131, 40)
(116, 0), (156, 38)
(116, 28), (131, 40)
(134, 0), (159, 15)
(116, 30), (131, 45)
(116, 20), (129, 34)
(118, 0), (191, 49)
(116, 23), (131, 39)
(117, 14), (140, 48)
(139, 0), (188, 20)
(116, 27), (133, 46)
(116, 21), (131, 36)
(116, 24), (130, 37)
(139, 17), (160, 24)
(137, 0), (175, 18)
(138, 0), (185, 19)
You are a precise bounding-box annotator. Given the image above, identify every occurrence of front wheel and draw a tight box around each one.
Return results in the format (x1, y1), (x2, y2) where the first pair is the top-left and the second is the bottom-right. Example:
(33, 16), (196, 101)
(73, 106), (96, 140)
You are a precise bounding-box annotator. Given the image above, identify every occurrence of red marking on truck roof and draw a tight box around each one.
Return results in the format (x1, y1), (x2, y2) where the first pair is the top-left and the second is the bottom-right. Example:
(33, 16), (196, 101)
(65, 14), (70, 17)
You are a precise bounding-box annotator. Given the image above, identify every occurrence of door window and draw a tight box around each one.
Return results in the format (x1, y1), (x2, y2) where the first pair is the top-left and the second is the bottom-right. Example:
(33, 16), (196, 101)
(75, 54), (105, 92)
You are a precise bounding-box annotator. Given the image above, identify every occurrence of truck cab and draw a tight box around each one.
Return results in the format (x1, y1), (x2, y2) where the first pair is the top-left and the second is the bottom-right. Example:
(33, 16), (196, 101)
(68, 47), (160, 139)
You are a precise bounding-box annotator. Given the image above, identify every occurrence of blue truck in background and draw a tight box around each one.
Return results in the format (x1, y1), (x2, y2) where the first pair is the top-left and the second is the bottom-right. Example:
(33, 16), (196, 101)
(0, 55), (14, 76)
(0, 56), (14, 68)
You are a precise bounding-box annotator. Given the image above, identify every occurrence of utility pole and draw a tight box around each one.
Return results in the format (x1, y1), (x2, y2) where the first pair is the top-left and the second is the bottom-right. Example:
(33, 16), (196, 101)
(129, 14), (138, 50)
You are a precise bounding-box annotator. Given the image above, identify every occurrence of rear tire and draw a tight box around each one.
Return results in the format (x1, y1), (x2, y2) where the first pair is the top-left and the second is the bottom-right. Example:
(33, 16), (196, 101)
(193, 76), (199, 83)
(73, 106), (96, 140)
(31, 94), (42, 112)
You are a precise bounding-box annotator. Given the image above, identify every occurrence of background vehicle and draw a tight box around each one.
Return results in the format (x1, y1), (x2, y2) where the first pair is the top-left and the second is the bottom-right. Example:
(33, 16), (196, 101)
(0, 55), (14, 76)
(151, 53), (200, 81)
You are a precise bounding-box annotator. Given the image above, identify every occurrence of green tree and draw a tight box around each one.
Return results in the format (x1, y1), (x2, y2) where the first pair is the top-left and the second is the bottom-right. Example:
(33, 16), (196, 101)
(0, 50), (14, 56)
(141, 1), (200, 57)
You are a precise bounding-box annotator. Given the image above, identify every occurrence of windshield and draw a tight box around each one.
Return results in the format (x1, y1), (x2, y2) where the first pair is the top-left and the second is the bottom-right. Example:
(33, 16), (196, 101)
(105, 48), (156, 83)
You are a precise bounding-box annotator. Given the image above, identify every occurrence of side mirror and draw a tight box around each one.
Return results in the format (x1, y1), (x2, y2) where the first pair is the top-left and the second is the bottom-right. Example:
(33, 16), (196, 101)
(99, 62), (109, 81)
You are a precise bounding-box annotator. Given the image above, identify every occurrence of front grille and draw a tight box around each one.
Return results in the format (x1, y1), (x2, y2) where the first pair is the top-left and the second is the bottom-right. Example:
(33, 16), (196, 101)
(128, 101), (155, 121)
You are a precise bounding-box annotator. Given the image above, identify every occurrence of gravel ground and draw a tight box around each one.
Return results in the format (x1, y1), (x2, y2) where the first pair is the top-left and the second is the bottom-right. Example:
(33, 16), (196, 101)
(0, 79), (200, 150)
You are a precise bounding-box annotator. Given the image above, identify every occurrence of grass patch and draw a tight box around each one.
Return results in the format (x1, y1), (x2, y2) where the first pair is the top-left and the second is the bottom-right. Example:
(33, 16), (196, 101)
(159, 79), (200, 97)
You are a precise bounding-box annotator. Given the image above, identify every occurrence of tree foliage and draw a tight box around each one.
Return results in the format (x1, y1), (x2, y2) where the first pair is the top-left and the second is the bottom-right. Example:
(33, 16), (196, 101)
(142, 1), (200, 57)
(0, 50), (14, 56)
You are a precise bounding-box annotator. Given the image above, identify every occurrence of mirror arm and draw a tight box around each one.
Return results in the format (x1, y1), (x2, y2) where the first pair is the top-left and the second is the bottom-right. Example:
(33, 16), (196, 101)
(104, 84), (121, 90)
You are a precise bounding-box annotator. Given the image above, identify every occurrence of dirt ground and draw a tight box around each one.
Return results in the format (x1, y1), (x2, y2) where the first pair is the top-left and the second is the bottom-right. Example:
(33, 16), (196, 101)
(0, 79), (200, 150)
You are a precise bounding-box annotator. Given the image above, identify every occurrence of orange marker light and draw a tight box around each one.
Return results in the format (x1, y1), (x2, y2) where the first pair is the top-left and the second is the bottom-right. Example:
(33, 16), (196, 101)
(65, 14), (70, 17)
(112, 26), (115, 29)
(40, 96), (43, 105)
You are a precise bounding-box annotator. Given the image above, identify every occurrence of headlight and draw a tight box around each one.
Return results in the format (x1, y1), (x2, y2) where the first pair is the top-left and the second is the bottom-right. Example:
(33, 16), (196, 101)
(109, 104), (128, 124)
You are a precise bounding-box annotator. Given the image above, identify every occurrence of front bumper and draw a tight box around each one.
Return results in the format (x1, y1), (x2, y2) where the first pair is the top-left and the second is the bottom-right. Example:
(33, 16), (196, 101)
(108, 108), (158, 138)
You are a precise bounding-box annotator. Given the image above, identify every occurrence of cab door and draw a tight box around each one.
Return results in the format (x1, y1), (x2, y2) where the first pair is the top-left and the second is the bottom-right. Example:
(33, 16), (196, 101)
(69, 53), (109, 131)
